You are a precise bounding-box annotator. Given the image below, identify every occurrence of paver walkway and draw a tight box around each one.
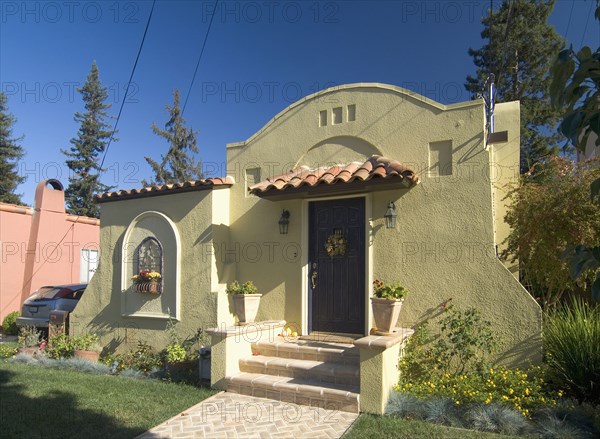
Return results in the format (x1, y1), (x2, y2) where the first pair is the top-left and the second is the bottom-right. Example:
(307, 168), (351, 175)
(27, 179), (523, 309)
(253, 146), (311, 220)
(137, 392), (358, 439)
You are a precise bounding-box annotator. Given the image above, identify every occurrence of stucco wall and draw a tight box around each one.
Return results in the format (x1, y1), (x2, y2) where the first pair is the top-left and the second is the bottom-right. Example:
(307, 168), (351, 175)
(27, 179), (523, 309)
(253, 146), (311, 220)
(0, 180), (99, 322)
(0, 205), (32, 321)
(225, 83), (541, 366)
(492, 101), (521, 275)
(73, 83), (541, 366)
(70, 188), (228, 352)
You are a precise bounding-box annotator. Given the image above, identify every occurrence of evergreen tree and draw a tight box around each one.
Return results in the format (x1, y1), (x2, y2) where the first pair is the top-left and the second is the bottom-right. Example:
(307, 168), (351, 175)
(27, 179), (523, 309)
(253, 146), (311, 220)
(0, 92), (26, 205)
(62, 62), (115, 218)
(465, 0), (565, 172)
(144, 90), (202, 186)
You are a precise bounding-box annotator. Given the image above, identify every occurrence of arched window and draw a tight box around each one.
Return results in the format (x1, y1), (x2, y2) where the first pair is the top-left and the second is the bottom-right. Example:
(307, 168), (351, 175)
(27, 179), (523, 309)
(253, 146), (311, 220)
(135, 237), (163, 275)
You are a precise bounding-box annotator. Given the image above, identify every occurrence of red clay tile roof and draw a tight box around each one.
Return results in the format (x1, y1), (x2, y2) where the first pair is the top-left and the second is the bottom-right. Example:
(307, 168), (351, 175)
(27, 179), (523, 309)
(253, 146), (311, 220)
(249, 155), (419, 196)
(95, 177), (234, 203)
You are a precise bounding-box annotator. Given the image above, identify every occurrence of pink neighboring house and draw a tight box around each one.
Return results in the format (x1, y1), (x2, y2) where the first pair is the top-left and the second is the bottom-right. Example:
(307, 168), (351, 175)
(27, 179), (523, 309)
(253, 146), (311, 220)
(0, 180), (100, 322)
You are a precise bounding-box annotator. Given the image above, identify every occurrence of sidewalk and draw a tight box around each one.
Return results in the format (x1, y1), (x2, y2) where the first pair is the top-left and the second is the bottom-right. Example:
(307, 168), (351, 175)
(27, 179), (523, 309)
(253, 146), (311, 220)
(137, 391), (359, 439)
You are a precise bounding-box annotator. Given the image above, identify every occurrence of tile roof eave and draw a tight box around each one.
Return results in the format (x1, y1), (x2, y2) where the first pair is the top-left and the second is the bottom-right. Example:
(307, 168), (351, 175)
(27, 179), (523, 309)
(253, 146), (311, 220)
(249, 155), (419, 196)
(95, 178), (234, 204)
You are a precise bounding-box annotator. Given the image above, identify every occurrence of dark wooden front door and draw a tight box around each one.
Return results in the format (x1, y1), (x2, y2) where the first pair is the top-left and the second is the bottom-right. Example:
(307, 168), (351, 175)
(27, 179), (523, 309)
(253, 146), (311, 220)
(309, 197), (365, 334)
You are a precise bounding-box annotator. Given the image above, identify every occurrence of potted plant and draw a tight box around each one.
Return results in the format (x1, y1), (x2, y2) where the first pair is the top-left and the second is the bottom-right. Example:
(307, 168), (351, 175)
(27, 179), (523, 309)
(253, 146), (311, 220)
(226, 280), (262, 325)
(371, 279), (410, 335)
(132, 270), (162, 294)
(72, 334), (102, 362)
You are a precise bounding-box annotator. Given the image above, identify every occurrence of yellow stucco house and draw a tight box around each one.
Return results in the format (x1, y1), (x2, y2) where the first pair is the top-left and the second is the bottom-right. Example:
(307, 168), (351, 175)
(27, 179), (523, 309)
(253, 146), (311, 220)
(71, 83), (541, 414)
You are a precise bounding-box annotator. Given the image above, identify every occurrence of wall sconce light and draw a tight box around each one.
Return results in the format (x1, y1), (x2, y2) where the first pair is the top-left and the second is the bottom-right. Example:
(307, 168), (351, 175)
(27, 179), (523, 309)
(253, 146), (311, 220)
(384, 201), (397, 229)
(279, 210), (290, 234)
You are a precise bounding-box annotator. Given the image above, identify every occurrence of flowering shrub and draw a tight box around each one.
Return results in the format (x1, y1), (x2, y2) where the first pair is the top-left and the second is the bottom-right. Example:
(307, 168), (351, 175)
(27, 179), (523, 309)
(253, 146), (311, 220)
(398, 305), (563, 417)
(397, 366), (562, 417)
(132, 270), (162, 284)
(0, 344), (18, 359)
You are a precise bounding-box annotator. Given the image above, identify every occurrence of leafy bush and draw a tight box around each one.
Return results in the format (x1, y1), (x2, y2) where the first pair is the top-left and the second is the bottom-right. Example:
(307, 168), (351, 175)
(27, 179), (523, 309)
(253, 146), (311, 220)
(46, 334), (74, 359)
(0, 344), (18, 359)
(2, 311), (19, 335)
(100, 341), (162, 373)
(502, 156), (600, 308)
(164, 318), (205, 362)
(401, 305), (496, 377)
(544, 299), (600, 403)
(17, 326), (43, 348)
(165, 343), (186, 364)
(71, 334), (100, 352)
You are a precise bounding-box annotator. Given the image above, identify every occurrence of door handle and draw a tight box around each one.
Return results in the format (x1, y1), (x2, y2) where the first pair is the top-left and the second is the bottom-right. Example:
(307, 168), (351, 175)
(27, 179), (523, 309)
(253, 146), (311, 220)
(311, 263), (317, 289)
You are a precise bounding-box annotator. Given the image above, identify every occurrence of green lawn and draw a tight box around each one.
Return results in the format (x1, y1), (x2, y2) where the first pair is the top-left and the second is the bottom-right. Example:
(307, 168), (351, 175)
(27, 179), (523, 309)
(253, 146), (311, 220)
(0, 361), (216, 439)
(344, 414), (526, 439)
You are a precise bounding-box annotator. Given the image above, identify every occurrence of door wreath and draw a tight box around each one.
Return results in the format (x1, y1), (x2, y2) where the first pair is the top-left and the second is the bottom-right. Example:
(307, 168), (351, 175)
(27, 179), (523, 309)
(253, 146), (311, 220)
(325, 231), (347, 257)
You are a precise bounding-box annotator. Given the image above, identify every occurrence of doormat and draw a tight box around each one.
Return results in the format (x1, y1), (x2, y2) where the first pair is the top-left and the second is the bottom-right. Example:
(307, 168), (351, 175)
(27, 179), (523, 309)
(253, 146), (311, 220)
(299, 332), (362, 345)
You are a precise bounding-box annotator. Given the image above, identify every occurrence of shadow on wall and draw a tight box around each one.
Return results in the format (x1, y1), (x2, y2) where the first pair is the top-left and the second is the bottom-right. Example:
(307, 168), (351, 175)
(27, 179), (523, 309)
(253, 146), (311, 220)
(0, 368), (143, 438)
(499, 333), (543, 367)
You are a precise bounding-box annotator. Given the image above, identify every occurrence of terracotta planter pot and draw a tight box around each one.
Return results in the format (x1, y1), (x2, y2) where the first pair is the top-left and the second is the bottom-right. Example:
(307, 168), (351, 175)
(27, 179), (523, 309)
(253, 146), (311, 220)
(135, 282), (161, 294)
(371, 297), (404, 335)
(232, 294), (262, 325)
(73, 349), (99, 362)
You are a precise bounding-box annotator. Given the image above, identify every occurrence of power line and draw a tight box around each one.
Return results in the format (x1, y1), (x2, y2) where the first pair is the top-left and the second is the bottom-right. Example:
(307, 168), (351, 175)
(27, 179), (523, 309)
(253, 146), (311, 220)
(564, 0), (575, 42)
(182, 0), (220, 116)
(99, 0), (156, 171)
(579, 0), (594, 48)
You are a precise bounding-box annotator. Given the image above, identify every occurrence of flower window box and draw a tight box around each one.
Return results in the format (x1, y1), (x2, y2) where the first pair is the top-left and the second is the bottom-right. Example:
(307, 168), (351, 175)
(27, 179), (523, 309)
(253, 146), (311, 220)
(132, 271), (162, 295)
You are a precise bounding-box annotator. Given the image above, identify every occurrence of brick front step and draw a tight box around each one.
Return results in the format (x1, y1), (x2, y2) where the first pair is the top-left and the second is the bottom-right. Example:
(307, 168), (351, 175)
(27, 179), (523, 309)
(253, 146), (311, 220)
(240, 355), (360, 386)
(225, 372), (360, 413)
(252, 338), (360, 365)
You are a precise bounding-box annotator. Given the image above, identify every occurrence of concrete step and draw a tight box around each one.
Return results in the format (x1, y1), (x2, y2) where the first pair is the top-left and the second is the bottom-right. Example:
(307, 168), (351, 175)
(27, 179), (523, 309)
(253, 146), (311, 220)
(226, 372), (360, 413)
(252, 337), (360, 365)
(240, 355), (360, 387)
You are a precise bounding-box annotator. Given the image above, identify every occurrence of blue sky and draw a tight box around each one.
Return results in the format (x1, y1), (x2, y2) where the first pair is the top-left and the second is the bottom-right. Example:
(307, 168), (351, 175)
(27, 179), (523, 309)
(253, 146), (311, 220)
(1, 0), (598, 206)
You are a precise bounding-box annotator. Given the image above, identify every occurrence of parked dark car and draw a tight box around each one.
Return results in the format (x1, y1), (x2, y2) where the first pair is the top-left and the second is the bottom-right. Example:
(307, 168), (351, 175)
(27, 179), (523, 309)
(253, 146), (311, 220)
(16, 283), (87, 328)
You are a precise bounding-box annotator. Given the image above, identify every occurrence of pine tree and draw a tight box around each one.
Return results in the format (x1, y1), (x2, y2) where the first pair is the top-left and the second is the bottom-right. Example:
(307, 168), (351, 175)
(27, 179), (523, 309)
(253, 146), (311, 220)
(0, 92), (26, 205)
(62, 62), (115, 218)
(465, 0), (565, 172)
(144, 90), (202, 186)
